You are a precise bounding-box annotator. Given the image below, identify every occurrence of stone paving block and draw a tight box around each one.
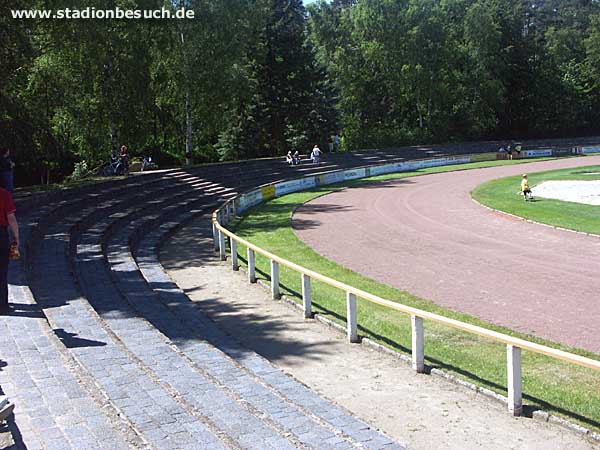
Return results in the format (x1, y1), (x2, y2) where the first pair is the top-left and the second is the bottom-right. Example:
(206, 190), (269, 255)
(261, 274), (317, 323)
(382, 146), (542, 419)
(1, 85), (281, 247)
(8, 165), (410, 450)
(136, 243), (406, 450)
(29, 416), (57, 431)
(41, 437), (72, 450)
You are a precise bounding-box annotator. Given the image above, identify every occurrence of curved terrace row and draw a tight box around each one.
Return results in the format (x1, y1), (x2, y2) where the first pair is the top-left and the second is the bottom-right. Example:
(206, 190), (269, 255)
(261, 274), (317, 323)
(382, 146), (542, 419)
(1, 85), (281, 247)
(1, 138), (598, 448)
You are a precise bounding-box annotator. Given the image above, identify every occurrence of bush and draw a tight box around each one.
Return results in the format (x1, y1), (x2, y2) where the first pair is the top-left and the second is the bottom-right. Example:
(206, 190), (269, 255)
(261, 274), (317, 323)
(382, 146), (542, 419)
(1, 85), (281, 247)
(65, 160), (89, 182)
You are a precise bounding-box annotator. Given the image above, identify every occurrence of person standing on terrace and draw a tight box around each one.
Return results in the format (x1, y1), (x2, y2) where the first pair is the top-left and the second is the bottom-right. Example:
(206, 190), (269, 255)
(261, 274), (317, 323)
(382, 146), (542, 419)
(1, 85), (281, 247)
(0, 186), (19, 314)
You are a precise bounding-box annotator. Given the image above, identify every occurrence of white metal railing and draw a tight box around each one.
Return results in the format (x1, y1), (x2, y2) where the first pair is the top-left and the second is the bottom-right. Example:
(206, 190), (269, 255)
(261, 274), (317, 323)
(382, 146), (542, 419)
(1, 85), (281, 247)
(211, 160), (600, 418)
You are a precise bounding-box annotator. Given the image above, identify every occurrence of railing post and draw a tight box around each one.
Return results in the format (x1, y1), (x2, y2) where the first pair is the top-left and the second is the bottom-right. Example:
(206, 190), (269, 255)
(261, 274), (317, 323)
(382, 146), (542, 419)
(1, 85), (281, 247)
(212, 222), (219, 252)
(230, 238), (239, 271)
(247, 248), (256, 283)
(270, 260), (280, 299)
(218, 230), (226, 261)
(507, 345), (523, 416)
(346, 292), (359, 343)
(301, 274), (312, 318)
(411, 315), (425, 373)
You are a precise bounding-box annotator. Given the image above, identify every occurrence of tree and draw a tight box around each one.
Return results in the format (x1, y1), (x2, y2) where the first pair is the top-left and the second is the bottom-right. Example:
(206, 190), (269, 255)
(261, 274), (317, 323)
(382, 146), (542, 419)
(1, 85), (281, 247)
(218, 0), (336, 159)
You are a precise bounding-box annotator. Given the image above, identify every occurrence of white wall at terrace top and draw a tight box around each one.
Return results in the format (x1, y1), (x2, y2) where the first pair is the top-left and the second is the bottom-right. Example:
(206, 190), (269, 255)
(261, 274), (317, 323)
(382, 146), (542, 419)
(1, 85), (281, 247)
(275, 177), (317, 197)
(582, 146), (600, 154)
(521, 149), (552, 158)
(235, 155), (472, 215)
(237, 188), (263, 213)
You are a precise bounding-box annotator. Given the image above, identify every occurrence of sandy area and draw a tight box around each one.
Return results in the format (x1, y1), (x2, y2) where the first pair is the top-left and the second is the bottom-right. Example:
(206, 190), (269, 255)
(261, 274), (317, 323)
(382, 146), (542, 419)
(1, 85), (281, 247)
(532, 180), (600, 205)
(161, 215), (598, 450)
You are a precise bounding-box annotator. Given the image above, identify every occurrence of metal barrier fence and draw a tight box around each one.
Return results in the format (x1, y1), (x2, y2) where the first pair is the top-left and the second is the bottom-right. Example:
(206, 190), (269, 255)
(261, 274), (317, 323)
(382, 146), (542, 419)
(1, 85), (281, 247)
(211, 156), (600, 417)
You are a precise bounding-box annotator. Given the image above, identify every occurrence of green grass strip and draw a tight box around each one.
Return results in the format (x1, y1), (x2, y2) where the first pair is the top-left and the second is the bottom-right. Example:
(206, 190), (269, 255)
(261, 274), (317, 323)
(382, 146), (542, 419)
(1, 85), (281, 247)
(472, 165), (600, 235)
(230, 157), (600, 432)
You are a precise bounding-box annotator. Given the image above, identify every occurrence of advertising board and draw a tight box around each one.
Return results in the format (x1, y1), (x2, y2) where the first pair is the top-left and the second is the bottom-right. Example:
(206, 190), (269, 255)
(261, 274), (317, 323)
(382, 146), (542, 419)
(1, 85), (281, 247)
(582, 146), (600, 154)
(261, 185), (276, 201)
(343, 168), (367, 180)
(275, 177), (316, 197)
(317, 171), (345, 186)
(551, 148), (574, 157)
(470, 153), (496, 162)
(369, 164), (396, 176)
(521, 149), (552, 158)
(238, 189), (263, 213)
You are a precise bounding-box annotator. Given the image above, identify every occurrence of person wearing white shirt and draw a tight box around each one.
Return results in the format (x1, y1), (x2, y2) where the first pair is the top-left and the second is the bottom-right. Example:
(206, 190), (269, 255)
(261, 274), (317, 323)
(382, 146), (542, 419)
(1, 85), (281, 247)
(310, 145), (322, 164)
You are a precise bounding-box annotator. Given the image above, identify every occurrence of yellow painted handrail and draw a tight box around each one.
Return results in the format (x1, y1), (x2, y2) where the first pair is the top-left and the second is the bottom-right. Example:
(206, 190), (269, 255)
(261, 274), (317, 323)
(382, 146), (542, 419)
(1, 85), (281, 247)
(209, 153), (600, 418)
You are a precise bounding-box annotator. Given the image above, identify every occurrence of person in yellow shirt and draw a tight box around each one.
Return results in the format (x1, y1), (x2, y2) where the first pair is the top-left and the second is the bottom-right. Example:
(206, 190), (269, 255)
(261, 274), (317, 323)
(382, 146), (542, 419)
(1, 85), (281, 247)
(521, 174), (533, 201)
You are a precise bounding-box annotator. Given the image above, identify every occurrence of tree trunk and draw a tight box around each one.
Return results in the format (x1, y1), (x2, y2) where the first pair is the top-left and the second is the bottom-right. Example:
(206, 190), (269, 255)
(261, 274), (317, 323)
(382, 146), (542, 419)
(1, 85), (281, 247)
(180, 1), (193, 166)
(185, 86), (192, 165)
(109, 118), (118, 157)
(104, 50), (118, 157)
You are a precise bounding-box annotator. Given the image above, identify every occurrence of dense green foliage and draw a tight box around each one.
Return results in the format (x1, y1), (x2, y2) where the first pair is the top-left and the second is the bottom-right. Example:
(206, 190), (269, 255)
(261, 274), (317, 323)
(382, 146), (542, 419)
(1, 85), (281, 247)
(309, 0), (600, 148)
(2, 0), (335, 184)
(3, 0), (600, 185)
(472, 164), (600, 234)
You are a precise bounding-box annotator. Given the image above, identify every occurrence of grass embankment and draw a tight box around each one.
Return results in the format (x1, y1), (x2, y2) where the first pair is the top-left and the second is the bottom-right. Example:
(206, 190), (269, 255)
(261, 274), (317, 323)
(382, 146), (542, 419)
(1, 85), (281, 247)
(230, 158), (600, 432)
(473, 165), (600, 235)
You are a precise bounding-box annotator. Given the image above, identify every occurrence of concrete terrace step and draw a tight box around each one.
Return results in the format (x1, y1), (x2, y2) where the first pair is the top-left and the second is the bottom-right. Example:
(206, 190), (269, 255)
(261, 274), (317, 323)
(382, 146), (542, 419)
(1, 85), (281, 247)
(29, 173), (288, 446)
(103, 188), (399, 449)
(1, 172), (205, 448)
(129, 211), (403, 450)
(15, 168), (188, 216)
(24, 170), (329, 448)
(6, 137), (600, 448)
(0, 262), (136, 449)
(96, 174), (399, 449)
(28, 185), (230, 449)
(76, 218), (296, 448)
(9, 147), (499, 449)
(22, 170), (195, 258)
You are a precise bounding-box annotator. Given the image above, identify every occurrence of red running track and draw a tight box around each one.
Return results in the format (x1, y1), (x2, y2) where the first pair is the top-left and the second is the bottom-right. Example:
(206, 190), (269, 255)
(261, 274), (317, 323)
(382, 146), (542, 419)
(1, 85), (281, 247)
(293, 156), (600, 354)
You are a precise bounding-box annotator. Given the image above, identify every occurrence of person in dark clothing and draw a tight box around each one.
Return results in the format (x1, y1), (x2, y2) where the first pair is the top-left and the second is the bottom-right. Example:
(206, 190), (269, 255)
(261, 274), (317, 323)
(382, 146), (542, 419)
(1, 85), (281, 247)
(0, 188), (18, 314)
(119, 145), (129, 175)
(0, 148), (15, 193)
